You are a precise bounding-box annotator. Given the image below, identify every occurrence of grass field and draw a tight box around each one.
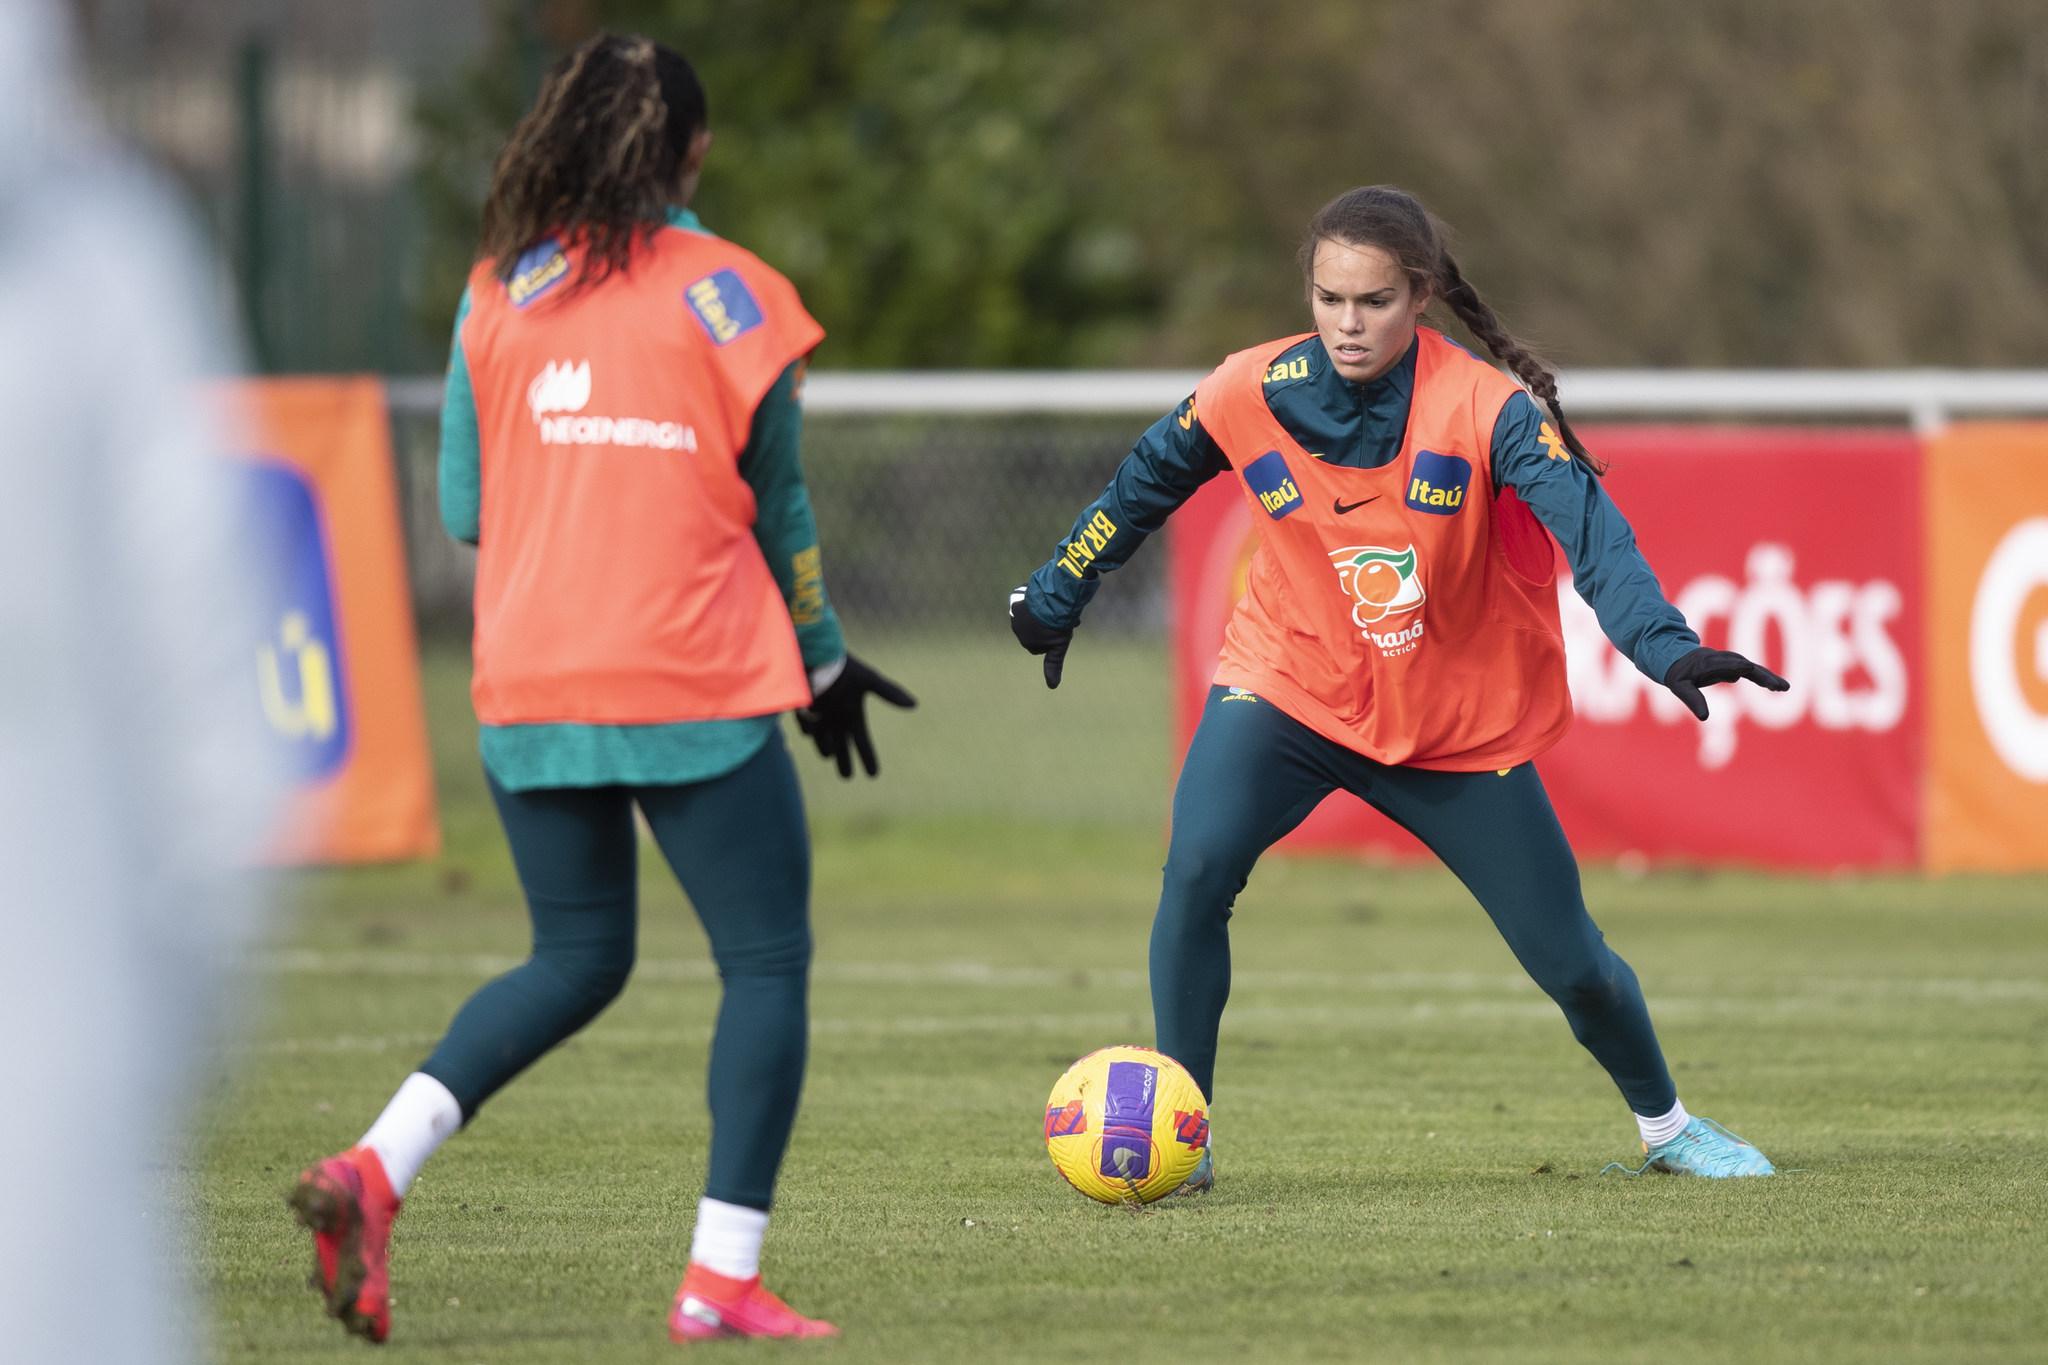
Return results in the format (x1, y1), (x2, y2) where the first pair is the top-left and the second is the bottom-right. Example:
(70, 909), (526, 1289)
(197, 637), (2048, 1363)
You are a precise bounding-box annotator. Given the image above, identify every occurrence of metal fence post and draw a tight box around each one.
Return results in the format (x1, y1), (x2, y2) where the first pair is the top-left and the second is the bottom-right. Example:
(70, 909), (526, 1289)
(236, 38), (273, 373)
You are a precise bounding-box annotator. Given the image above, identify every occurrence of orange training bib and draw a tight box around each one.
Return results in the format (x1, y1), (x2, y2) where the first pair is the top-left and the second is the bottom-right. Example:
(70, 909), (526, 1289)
(459, 225), (824, 726)
(1194, 328), (1570, 769)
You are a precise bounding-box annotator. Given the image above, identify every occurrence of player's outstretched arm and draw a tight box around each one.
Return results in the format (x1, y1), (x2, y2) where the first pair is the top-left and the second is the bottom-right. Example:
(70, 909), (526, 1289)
(1013, 396), (1225, 689)
(1489, 394), (1791, 721)
(1490, 392), (1699, 683)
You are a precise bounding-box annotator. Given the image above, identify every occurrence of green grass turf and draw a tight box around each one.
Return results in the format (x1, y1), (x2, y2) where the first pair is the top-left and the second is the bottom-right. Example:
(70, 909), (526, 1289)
(197, 637), (2048, 1363)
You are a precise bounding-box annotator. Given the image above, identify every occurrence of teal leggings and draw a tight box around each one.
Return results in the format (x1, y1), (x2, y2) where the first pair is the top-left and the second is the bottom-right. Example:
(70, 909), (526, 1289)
(420, 731), (811, 1211)
(1151, 686), (1678, 1116)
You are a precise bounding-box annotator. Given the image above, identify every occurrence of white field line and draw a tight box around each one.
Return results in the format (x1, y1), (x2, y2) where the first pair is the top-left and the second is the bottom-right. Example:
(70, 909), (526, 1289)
(231, 990), (2041, 1058)
(247, 949), (1518, 993)
(241, 948), (2048, 1003)
(233, 1003), (1545, 1056)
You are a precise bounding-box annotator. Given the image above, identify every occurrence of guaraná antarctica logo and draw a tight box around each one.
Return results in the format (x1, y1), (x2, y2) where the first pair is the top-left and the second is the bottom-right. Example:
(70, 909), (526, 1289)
(1330, 543), (1427, 654)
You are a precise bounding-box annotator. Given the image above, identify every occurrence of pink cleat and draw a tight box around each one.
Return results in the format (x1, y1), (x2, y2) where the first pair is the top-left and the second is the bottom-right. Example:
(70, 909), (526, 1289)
(668, 1263), (838, 1343)
(287, 1146), (401, 1343)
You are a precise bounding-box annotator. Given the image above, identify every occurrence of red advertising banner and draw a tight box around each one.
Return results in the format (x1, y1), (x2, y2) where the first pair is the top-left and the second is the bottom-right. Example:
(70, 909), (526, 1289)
(228, 378), (440, 864)
(1544, 428), (1922, 868)
(1169, 427), (1924, 869)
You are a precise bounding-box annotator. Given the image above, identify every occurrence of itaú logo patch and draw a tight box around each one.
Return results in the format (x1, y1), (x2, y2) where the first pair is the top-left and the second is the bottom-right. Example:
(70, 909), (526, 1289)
(1331, 543), (1427, 654)
(1406, 449), (1471, 515)
(1244, 449), (1303, 519)
(525, 359), (698, 452)
(685, 269), (764, 345)
(507, 239), (570, 308)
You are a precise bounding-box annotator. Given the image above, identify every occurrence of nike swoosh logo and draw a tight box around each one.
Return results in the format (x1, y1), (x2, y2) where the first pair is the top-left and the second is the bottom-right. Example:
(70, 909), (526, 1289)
(1333, 496), (1380, 514)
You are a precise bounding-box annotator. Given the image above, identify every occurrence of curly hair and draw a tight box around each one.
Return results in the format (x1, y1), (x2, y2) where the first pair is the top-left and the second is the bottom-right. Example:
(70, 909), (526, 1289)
(1300, 185), (1606, 475)
(477, 33), (708, 293)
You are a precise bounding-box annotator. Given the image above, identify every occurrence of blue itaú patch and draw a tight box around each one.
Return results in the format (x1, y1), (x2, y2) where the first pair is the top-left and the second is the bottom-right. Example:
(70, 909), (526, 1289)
(241, 458), (350, 778)
(684, 268), (765, 345)
(506, 238), (570, 308)
(1406, 449), (1472, 515)
(1244, 449), (1304, 519)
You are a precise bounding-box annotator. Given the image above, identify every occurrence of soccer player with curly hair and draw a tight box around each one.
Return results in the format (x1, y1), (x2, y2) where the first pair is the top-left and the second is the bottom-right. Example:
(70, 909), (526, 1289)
(290, 33), (910, 1345)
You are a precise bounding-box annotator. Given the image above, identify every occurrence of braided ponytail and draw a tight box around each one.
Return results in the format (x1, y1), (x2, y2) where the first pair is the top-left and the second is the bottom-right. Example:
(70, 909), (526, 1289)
(1301, 186), (1606, 475)
(1435, 251), (1604, 474)
(479, 33), (709, 294)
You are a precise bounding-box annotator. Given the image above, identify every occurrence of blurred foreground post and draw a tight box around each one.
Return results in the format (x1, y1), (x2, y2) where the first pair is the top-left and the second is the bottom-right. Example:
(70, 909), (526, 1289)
(0, 5), (281, 1362)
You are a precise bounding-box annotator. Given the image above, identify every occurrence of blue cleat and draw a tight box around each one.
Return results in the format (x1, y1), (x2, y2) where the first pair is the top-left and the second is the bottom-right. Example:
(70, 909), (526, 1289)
(1615, 1117), (1776, 1178)
(1172, 1148), (1214, 1195)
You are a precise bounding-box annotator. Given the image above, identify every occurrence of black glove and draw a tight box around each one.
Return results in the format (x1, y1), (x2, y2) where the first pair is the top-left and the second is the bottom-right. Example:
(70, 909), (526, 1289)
(796, 654), (916, 778)
(1008, 586), (1073, 689)
(1662, 646), (1789, 721)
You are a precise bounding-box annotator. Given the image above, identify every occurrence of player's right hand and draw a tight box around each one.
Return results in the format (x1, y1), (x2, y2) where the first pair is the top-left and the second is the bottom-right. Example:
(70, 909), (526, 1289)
(1008, 586), (1073, 689)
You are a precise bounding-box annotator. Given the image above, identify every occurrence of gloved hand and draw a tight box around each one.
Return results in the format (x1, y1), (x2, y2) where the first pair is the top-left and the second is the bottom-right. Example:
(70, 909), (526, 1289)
(1008, 586), (1073, 689)
(1662, 646), (1789, 721)
(796, 654), (916, 778)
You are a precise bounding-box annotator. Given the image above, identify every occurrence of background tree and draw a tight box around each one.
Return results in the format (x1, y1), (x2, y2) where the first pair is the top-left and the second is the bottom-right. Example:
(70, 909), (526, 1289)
(411, 0), (2047, 370)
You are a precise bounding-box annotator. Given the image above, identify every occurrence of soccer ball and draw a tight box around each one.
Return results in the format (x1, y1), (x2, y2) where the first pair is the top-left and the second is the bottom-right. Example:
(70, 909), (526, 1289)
(1043, 1045), (1208, 1204)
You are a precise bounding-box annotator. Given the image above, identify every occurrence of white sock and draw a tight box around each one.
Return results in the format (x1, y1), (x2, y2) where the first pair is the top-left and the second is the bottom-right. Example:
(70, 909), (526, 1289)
(689, 1198), (769, 1280)
(359, 1072), (462, 1197)
(1635, 1098), (1692, 1148)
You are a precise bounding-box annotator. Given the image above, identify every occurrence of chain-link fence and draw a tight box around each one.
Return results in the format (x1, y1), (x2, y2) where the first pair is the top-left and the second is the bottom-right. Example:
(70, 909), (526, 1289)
(388, 391), (1171, 640)
(382, 365), (2048, 830)
(387, 385), (1181, 829)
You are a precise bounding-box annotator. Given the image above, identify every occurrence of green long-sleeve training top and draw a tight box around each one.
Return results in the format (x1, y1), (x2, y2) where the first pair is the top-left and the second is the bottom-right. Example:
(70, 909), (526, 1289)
(1024, 333), (1697, 685)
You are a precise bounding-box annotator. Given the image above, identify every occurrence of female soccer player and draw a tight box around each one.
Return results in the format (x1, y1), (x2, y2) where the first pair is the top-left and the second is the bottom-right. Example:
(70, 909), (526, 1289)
(290, 34), (911, 1344)
(1010, 185), (1785, 1188)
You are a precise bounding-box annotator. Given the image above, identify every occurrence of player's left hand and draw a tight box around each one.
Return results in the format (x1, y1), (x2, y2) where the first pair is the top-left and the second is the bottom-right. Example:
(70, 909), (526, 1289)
(1662, 646), (1789, 721)
(797, 654), (916, 778)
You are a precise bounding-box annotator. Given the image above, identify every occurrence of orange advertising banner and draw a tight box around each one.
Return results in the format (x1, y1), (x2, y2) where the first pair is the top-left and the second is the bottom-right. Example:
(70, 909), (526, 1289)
(1924, 422), (2048, 872)
(230, 378), (439, 863)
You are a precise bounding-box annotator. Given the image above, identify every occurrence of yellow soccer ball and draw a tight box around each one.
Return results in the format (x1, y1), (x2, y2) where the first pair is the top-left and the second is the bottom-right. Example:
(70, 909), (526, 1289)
(1043, 1045), (1209, 1204)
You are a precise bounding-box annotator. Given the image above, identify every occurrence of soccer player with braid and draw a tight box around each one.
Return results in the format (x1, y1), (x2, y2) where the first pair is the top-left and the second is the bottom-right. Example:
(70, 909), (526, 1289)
(290, 34), (911, 1344)
(1011, 186), (1787, 1188)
